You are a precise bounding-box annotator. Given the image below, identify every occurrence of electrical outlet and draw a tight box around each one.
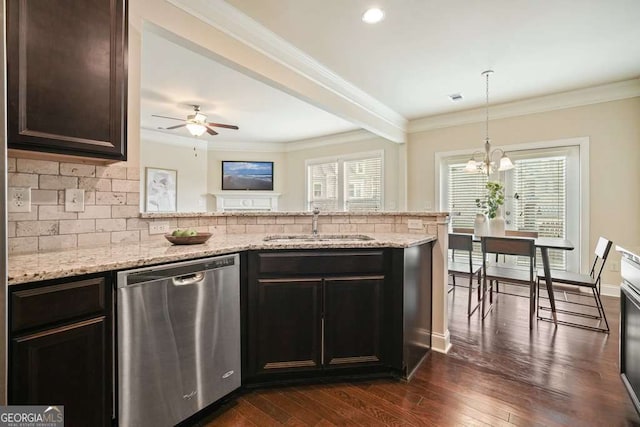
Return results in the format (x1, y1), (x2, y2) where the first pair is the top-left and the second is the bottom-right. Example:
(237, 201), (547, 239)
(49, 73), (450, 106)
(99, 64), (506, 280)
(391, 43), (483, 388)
(65, 189), (85, 212)
(8, 187), (31, 212)
(407, 219), (423, 229)
(149, 221), (170, 235)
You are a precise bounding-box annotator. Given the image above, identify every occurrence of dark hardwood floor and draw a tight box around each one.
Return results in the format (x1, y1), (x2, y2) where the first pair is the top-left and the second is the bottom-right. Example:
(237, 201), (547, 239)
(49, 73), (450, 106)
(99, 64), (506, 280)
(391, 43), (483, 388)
(199, 286), (640, 426)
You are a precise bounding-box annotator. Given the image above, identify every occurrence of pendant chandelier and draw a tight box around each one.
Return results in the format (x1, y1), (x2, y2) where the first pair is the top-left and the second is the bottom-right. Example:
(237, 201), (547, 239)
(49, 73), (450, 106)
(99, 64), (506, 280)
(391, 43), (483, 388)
(464, 70), (514, 176)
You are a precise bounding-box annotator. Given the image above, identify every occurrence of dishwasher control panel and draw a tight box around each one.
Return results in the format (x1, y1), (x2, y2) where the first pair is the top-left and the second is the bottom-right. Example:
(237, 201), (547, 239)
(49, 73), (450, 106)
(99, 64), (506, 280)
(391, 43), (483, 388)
(117, 255), (236, 287)
(206, 256), (235, 269)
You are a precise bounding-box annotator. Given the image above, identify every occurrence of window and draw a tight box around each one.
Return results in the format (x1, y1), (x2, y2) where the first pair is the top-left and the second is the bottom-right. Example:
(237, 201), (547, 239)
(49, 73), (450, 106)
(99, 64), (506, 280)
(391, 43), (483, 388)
(511, 156), (567, 268)
(308, 161), (338, 211)
(307, 151), (383, 211)
(442, 145), (580, 271)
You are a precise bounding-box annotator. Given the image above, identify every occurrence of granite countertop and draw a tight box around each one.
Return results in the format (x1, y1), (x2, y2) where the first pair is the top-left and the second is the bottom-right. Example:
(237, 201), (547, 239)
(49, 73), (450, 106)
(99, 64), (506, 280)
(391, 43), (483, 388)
(140, 211), (450, 218)
(8, 233), (437, 285)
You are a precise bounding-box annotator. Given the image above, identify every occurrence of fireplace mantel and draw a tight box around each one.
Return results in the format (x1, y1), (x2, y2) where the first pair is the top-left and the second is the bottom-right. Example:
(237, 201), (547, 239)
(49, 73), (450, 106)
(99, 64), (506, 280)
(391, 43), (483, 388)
(210, 191), (281, 212)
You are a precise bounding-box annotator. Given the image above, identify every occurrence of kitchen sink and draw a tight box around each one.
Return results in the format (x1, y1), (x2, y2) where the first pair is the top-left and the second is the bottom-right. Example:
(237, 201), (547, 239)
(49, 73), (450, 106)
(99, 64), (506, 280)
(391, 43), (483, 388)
(263, 234), (374, 242)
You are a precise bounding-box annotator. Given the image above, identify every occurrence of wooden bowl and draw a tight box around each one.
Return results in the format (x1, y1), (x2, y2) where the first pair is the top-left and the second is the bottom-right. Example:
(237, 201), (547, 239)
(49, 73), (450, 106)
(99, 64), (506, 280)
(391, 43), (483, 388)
(164, 232), (212, 245)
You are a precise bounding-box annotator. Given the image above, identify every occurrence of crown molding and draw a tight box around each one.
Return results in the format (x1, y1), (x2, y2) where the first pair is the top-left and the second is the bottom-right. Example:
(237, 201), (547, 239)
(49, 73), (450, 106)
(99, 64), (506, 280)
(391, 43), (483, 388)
(141, 127), (380, 153)
(206, 140), (286, 153)
(163, 0), (407, 141)
(284, 129), (376, 152)
(140, 128), (286, 152)
(409, 78), (640, 134)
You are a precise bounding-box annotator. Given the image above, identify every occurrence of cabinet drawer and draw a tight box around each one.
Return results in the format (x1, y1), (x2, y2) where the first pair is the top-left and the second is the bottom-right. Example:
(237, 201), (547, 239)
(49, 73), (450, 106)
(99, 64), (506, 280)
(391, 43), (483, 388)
(256, 250), (385, 276)
(11, 277), (106, 333)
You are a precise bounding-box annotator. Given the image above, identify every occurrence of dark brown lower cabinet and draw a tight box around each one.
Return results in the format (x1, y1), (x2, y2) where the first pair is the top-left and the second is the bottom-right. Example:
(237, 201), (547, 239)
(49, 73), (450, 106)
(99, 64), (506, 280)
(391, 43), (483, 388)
(254, 278), (322, 374)
(324, 277), (385, 368)
(11, 318), (108, 427)
(245, 249), (396, 382)
(9, 274), (111, 427)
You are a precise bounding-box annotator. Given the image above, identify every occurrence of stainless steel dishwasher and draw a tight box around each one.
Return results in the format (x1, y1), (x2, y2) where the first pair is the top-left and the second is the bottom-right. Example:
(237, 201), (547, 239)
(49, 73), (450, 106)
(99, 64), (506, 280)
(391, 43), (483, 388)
(116, 254), (240, 427)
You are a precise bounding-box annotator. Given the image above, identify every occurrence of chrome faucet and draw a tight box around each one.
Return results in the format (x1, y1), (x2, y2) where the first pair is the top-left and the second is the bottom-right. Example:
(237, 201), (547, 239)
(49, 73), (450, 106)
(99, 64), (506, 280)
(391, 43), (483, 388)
(312, 207), (320, 236)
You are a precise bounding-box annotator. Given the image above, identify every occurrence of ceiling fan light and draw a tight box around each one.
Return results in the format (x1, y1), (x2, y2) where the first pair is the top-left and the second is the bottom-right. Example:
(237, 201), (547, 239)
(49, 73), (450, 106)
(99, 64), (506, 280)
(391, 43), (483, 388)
(194, 112), (207, 122)
(186, 122), (207, 136)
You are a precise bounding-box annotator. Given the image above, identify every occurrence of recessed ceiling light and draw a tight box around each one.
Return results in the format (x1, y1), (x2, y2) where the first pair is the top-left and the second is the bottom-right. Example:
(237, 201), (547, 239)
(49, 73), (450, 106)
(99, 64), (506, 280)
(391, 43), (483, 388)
(362, 8), (385, 24)
(449, 93), (463, 102)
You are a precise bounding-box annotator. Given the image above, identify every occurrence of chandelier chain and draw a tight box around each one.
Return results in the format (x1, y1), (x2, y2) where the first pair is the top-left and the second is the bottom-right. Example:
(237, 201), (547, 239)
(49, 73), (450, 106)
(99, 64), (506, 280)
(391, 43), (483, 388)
(464, 70), (514, 176)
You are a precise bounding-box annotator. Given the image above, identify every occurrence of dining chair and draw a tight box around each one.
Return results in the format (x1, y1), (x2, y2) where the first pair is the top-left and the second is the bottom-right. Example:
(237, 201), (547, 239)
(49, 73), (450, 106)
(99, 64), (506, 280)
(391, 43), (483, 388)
(536, 236), (613, 333)
(494, 230), (539, 295)
(448, 233), (482, 316)
(481, 236), (537, 328)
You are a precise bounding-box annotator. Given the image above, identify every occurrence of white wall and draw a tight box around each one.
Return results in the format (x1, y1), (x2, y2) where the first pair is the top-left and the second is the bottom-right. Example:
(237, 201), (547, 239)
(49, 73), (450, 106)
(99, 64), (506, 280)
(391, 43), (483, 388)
(140, 140), (208, 212)
(141, 137), (405, 213)
(282, 136), (404, 211)
(408, 97), (640, 286)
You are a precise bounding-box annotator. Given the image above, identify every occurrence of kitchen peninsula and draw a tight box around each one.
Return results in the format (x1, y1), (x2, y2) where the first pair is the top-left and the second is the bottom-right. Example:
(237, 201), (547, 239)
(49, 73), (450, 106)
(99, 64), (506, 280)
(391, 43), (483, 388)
(7, 210), (448, 426)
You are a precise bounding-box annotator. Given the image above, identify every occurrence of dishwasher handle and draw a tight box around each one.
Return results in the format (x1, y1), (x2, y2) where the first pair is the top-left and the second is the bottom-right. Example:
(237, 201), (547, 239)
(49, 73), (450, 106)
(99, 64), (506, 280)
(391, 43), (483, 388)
(172, 272), (205, 286)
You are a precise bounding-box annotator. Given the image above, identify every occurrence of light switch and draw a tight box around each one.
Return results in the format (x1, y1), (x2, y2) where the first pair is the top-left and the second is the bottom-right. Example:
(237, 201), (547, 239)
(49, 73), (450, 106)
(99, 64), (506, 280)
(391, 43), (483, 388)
(65, 189), (85, 212)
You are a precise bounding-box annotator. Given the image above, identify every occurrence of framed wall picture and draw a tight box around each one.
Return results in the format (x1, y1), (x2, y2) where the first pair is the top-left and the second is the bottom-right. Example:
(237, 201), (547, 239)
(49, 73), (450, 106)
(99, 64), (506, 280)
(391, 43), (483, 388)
(221, 161), (274, 191)
(145, 167), (177, 212)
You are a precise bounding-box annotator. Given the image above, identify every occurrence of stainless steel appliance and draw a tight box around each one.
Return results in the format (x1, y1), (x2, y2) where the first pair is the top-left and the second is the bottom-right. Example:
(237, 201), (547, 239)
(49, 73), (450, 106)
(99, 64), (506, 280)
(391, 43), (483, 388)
(117, 254), (240, 427)
(619, 246), (640, 414)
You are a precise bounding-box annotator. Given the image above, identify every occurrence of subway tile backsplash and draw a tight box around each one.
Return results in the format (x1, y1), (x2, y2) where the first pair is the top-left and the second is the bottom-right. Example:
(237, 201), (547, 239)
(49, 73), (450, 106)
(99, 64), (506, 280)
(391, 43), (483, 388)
(7, 156), (145, 254)
(7, 156), (439, 255)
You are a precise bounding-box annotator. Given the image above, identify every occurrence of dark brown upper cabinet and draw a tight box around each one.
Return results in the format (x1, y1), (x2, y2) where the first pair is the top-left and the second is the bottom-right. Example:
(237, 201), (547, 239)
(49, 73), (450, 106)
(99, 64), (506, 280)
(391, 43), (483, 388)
(7, 0), (128, 161)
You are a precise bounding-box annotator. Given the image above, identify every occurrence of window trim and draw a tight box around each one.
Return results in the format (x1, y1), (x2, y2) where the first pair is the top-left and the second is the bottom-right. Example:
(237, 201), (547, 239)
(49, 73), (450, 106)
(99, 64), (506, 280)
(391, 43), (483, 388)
(305, 149), (384, 211)
(435, 137), (590, 274)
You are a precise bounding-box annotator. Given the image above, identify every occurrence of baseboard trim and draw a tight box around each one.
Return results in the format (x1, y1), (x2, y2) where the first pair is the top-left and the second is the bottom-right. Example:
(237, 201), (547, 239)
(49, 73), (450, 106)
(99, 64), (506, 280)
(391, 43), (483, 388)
(601, 283), (620, 297)
(431, 329), (452, 354)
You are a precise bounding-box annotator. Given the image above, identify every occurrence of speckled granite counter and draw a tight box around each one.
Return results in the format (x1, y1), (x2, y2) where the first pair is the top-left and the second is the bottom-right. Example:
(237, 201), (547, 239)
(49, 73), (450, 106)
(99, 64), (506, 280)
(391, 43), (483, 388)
(8, 233), (436, 285)
(140, 211), (449, 218)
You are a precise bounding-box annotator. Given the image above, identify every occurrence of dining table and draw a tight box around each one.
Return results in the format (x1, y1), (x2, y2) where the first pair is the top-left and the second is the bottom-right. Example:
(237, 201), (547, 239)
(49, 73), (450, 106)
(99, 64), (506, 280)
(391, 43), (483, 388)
(469, 234), (575, 327)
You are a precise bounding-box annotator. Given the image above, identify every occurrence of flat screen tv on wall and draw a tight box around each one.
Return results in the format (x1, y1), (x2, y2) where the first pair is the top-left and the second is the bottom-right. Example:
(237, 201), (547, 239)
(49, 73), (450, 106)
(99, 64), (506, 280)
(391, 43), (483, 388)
(222, 161), (274, 191)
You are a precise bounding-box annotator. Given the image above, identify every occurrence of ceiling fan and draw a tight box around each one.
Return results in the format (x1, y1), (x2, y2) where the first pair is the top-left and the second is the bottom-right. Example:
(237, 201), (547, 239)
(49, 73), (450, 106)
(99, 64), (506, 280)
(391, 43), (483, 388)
(152, 105), (239, 137)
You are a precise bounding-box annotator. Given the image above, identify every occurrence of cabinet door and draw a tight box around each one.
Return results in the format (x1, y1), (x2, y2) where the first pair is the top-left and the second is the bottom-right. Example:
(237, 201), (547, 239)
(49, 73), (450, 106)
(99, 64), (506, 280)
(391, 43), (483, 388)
(11, 317), (110, 427)
(249, 278), (322, 376)
(324, 276), (386, 368)
(7, 0), (127, 160)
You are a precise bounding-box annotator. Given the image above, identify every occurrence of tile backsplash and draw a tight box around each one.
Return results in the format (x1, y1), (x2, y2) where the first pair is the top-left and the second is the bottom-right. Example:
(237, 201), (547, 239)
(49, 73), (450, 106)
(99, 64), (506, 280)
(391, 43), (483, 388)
(7, 157), (144, 253)
(6, 156), (443, 255)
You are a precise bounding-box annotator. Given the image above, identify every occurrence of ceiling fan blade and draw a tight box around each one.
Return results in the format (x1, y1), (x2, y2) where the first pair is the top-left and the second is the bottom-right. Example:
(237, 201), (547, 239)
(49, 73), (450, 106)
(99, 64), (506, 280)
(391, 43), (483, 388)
(164, 124), (187, 130)
(207, 122), (239, 130)
(151, 114), (184, 121)
(206, 127), (218, 136)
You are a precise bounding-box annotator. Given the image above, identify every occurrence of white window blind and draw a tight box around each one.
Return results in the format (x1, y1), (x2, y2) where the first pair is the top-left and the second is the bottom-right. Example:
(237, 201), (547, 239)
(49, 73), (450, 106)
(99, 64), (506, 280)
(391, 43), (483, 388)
(307, 152), (383, 211)
(446, 156), (568, 269)
(448, 164), (488, 229)
(308, 161), (338, 211)
(344, 157), (382, 211)
(514, 157), (567, 269)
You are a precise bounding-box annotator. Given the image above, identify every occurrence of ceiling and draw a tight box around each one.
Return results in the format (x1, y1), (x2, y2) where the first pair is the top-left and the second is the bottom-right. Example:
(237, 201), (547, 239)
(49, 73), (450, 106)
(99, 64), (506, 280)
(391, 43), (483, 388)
(140, 29), (358, 143)
(143, 0), (640, 144)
